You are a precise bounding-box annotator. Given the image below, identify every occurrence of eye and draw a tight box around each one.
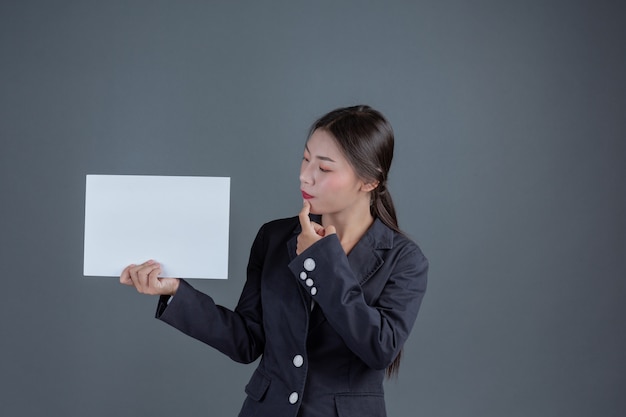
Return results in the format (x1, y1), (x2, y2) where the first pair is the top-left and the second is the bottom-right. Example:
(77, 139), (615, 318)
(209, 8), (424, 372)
(302, 156), (310, 162)
(319, 166), (330, 173)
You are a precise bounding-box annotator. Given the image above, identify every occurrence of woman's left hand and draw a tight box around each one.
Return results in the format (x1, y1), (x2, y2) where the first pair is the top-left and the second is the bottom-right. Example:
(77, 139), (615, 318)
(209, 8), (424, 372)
(296, 200), (336, 255)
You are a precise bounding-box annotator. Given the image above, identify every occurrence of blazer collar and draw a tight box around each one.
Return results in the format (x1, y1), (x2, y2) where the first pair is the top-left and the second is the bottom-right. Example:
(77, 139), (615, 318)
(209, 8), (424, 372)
(287, 215), (394, 285)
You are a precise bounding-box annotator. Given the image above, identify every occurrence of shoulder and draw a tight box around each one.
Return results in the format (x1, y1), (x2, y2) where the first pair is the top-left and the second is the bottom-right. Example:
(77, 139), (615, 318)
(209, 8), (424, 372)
(248, 216), (300, 262)
(393, 231), (427, 262)
(382, 226), (429, 292)
(261, 216), (300, 231)
(369, 220), (426, 257)
(371, 220), (428, 273)
(259, 216), (300, 236)
(252, 216), (300, 246)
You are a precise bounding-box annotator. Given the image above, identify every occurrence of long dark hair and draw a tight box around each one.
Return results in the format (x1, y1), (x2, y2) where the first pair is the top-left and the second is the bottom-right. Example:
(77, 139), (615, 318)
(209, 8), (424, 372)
(309, 105), (403, 377)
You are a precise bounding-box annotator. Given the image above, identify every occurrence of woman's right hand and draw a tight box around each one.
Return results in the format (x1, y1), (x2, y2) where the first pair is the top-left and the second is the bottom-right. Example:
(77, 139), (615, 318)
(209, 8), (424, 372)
(120, 260), (180, 296)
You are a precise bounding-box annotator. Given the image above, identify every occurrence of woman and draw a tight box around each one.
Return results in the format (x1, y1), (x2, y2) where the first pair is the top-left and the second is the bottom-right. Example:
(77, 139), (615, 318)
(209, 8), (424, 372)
(120, 105), (428, 417)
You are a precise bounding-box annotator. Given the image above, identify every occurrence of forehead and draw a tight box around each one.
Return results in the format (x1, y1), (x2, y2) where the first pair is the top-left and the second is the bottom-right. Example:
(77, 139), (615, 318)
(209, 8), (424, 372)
(305, 129), (345, 160)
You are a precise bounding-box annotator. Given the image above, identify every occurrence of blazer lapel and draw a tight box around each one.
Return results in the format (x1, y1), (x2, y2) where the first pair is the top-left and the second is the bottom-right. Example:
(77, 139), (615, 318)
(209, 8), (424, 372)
(347, 218), (393, 285)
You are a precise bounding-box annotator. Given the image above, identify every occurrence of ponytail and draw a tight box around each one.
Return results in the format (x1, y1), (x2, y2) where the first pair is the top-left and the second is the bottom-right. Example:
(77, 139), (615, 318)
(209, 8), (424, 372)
(371, 184), (404, 378)
(371, 183), (400, 234)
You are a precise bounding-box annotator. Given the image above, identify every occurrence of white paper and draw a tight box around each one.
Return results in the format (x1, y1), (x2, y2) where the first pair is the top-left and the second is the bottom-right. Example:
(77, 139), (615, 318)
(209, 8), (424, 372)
(84, 175), (230, 279)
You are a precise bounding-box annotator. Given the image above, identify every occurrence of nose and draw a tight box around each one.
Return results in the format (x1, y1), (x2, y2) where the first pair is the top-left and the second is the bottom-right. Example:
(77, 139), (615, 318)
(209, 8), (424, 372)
(300, 161), (314, 185)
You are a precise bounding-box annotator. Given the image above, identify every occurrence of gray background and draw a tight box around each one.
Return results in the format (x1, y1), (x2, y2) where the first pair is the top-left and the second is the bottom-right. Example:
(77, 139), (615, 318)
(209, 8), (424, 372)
(1, 1), (624, 416)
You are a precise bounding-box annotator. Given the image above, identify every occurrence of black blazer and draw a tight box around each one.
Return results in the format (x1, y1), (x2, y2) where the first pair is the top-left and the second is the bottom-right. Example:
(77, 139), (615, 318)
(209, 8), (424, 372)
(156, 216), (428, 417)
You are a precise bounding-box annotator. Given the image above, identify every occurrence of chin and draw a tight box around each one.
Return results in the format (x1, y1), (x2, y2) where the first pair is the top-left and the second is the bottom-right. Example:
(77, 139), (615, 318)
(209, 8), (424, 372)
(308, 203), (323, 215)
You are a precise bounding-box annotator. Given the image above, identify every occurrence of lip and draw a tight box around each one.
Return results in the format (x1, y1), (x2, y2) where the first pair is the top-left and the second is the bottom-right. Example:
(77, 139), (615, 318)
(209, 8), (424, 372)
(301, 190), (314, 199)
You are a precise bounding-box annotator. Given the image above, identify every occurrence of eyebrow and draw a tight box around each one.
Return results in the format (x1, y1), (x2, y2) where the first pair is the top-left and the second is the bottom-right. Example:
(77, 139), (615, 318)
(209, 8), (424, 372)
(305, 144), (336, 163)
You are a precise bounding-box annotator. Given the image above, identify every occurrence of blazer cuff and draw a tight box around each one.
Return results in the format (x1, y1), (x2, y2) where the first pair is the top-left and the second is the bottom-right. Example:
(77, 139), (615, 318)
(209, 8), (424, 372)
(154, 279), (190, 319)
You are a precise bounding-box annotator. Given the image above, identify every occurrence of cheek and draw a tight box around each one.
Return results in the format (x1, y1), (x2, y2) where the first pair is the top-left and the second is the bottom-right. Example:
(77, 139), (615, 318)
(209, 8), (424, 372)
(321, 176), (355, 195)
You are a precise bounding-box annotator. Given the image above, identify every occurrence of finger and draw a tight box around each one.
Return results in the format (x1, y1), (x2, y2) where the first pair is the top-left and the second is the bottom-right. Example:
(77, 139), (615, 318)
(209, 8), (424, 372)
(127, 263), (142, 287)
(147, 265), (163, 294)
(141, 263), (161, 286)
(120, 264), (136, 286)
(325, 225), (337, 236)
(311, 221), (325, 236)
(128, 260), (156, 277)
(298, 200), (312, 230)
(131, 261), (160, 293)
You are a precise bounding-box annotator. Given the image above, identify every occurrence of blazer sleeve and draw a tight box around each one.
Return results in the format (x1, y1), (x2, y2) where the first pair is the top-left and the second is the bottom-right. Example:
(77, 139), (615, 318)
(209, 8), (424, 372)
(155, 225), (267, 364)
(288, 234), (428, 370)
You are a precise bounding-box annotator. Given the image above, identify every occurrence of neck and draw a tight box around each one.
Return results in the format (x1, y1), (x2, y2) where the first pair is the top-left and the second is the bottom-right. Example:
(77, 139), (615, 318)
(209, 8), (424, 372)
(322, 205), (375, 254)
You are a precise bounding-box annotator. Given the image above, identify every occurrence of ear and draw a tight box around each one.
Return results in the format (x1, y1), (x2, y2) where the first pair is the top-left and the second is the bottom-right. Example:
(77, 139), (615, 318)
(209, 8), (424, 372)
(360, 180), (379, 193)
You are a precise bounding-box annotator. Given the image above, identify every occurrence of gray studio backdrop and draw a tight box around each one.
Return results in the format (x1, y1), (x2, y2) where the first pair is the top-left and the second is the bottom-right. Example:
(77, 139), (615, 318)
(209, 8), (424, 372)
(1, 1), (624, 416)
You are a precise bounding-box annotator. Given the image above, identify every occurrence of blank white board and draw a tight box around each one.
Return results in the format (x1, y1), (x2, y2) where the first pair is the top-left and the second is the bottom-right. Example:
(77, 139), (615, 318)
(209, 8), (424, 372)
(84, 175), (230, 279)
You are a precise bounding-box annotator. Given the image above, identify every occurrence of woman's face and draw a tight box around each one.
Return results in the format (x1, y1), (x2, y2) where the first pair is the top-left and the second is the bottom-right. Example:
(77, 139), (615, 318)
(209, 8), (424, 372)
(300, 129), (372, 216)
